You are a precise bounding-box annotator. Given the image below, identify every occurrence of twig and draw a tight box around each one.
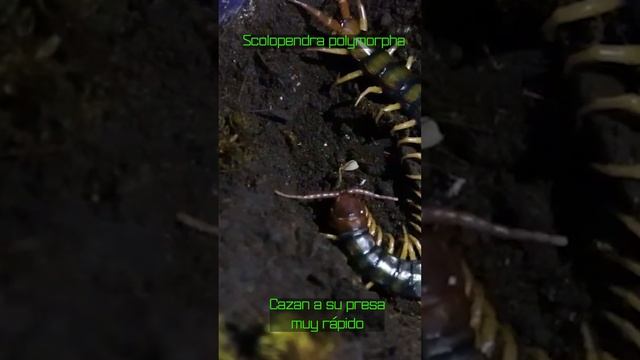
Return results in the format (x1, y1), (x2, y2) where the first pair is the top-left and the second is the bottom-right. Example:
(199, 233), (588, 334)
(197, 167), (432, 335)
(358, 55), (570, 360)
(176, 212), (218, 237)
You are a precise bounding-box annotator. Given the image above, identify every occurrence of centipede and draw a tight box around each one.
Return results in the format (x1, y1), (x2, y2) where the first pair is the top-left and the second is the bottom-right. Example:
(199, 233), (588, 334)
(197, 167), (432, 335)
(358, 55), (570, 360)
(543, 0), (640, 358)
(286, 0), (423, 275)
(281, 1), (571, 359)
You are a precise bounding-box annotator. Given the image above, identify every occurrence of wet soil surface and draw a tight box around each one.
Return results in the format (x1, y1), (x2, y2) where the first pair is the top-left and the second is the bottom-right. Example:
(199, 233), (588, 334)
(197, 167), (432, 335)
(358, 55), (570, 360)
(218, 0), (601, 359)
(1, 1), (217, 359)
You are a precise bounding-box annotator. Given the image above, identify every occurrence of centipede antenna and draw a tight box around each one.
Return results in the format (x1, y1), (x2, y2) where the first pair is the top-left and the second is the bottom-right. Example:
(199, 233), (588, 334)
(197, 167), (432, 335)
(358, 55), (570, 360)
(274, 190), (341, 200)
(275, 188), (398, 201)
(424, 208), (568, 246)
(343, 188), (398, 201)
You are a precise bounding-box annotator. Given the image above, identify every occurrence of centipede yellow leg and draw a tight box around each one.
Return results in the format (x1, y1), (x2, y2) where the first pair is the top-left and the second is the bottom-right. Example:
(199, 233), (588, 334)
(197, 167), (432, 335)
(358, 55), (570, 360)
(402, 151), (422, 163)
(616, 213), (640, 239)
(288, 0), (344, 34)
(603, 311), (640, 350)
(541, 0), (624, 41)
(399, 225), (417, 260)
(592, 163), (640, 180)
(565, 45), (640, 73)
(582, 322), (601, 360)
(407, 233), (421, 258)
(391, 118), (417, 132)
(578, 94), (640, 119)
(335, 70), (364, 85)
(355, 86), (383, 106)
(596, 240), (640, 276)
(477, 299), (499, 357)
(500, 326), (517, 360)
(375, 103), (402, 123)
(354, 0), (367, 32)
(398, 136), (422, 146)
(323, 233), (338, 241)
(306, 47), (350, 56)
(405, 55), (415, 70)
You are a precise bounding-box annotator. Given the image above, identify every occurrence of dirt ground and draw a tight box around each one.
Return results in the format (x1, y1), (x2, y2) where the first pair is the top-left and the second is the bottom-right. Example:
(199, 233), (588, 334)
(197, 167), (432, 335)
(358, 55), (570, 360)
(1, 1), (217, 358)
(218, 0), (594, 359)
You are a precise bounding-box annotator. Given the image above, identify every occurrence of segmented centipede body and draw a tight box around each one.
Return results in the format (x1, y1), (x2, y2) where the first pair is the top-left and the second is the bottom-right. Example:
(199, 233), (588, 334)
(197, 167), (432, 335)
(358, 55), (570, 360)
(543, 0), (640, 358)
(332, 194), (422, 299)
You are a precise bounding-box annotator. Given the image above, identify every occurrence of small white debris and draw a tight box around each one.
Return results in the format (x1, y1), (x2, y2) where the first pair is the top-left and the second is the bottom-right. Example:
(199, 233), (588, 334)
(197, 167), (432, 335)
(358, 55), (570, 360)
(341, 160), (359, 172)
(421, 116), (444, 149)
(448, 276), (458, 286)
(446, 176), (466, 198)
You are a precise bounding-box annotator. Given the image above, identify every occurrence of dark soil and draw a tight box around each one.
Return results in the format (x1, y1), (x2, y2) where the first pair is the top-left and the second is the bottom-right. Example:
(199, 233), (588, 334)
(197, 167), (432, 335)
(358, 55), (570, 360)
(0, 1), (217, 359)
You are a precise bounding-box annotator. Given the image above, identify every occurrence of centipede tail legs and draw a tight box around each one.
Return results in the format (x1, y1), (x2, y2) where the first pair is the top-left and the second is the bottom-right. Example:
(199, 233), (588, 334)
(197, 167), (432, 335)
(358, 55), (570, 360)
(420, 202), (567, 359)
(422, 226), (483, 359)
(544, 0), (640, 358)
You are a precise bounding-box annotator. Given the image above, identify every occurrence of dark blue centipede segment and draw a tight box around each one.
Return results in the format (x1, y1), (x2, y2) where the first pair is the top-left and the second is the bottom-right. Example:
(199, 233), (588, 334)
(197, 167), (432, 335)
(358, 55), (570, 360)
(357, 48), (421, 120)
(543, 0), (640, 358)
(334, 227), (421, 299)
(328, 193), (422, 299)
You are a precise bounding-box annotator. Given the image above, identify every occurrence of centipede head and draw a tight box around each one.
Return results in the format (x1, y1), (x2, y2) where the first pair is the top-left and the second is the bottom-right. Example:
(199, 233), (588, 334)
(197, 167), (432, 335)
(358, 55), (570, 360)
(329, 194), (367, 233)
(288, 0), (367, 37)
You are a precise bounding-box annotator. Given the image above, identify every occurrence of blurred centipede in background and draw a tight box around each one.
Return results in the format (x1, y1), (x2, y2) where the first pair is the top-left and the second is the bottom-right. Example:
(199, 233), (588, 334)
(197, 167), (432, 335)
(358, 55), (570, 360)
(543, 0), (640, 358)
